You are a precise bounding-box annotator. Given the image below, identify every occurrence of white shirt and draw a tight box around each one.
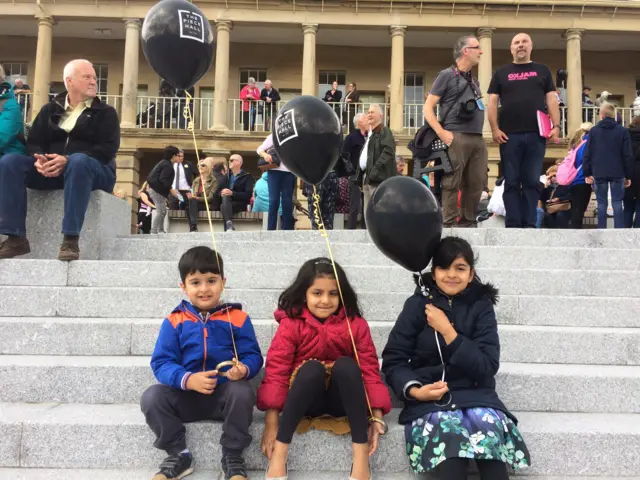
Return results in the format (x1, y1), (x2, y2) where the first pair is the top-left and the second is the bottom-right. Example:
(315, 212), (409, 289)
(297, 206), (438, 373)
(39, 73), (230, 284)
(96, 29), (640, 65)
(257, 134), (290, 173)
(173, 163), (191, 190)
(359, 129), (371, 170)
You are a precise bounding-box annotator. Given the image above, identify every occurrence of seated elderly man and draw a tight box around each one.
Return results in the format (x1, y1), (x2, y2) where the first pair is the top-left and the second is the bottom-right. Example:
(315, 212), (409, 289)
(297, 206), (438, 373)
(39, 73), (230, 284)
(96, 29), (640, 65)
(0, 59), (120, 260)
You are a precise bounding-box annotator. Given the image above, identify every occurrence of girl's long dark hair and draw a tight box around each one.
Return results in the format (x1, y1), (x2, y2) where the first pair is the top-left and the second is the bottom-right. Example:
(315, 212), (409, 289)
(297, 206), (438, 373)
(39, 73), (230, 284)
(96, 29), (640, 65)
(279, 257), (362, 319)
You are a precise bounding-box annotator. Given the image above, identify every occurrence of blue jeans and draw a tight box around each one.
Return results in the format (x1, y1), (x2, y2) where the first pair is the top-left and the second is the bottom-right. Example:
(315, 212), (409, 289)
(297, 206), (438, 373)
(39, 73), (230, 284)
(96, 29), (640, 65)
(499, 132), (546, 228)
(0, 153), (116, 236)
(267, 170), (296, 230)
(594, 179), (625, 229)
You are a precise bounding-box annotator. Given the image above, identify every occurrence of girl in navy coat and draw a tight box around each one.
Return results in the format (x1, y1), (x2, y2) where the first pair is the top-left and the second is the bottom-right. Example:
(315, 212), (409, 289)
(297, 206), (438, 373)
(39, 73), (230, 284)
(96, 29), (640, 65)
(382, 237), (530, 480)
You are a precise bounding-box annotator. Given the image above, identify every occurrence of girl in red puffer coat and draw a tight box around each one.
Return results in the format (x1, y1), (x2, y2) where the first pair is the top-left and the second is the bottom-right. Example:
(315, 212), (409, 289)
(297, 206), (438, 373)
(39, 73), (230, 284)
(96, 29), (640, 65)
(257, 258), (392, 480)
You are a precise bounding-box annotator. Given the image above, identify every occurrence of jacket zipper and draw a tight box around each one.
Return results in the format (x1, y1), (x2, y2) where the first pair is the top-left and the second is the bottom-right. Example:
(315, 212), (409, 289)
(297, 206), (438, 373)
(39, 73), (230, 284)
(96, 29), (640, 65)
(202, 327), (208, 372)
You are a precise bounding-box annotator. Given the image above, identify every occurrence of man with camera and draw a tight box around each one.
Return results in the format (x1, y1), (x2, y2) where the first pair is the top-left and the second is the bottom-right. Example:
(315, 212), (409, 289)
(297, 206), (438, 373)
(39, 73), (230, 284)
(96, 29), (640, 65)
(424, 35), (488, 227)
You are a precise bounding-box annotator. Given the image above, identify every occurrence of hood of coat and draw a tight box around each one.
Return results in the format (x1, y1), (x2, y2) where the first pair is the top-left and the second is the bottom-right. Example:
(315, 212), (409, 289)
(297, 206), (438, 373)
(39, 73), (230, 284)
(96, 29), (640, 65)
(413, 275), (499, 306)
(273, 306), (350, 326)
(598, 117), (618, 129)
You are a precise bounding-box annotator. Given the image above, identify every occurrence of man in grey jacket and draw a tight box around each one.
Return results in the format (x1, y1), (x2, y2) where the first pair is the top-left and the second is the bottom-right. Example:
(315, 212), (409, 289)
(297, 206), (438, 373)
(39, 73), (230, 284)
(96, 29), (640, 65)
(359, 103), (396, 213)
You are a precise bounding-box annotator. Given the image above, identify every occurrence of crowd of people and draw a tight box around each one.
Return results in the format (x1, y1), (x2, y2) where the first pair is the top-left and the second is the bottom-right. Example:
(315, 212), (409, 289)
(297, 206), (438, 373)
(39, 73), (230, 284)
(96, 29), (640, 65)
(424, 32), (640, 230)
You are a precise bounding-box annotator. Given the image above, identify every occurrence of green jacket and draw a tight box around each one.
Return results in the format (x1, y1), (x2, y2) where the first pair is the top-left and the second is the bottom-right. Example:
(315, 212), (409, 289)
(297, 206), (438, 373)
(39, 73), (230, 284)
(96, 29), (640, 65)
(191, 174), (218, 203)
(364, 123), (396, 185)
(0, 81), (26, 155)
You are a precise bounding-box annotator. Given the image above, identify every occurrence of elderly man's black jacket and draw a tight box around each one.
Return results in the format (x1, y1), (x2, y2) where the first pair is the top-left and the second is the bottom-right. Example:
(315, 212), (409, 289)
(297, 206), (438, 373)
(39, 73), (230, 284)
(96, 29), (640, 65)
(27, 92), (120, 173)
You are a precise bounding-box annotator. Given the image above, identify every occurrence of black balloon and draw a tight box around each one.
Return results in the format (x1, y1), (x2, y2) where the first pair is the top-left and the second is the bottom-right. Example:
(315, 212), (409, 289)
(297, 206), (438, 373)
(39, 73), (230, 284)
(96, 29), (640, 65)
(273, 96), (343, 185)
(142, 0), (214, 90)
(366, 176), (443, 272)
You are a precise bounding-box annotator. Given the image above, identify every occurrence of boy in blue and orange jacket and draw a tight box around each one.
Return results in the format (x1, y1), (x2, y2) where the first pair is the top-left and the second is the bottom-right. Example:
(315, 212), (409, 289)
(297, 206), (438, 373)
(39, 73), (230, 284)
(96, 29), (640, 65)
(141, 246), (263, 480)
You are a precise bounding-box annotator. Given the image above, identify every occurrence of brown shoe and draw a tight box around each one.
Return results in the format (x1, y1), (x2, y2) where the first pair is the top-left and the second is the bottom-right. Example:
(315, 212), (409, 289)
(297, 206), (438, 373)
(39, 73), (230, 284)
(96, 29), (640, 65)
(58, 236), (80, 261)
(0, 236), (31, 259)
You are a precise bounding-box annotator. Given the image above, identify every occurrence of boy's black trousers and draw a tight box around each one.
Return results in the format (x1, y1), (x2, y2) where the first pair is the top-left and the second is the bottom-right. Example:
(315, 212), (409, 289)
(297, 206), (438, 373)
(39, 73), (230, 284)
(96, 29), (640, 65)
(141, 380), (255, 455)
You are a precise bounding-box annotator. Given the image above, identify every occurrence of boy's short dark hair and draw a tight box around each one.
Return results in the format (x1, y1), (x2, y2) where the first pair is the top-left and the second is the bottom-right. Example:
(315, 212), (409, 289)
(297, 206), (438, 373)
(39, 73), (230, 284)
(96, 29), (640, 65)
(178, 246), (224, 282)
(164, 145), (180, 159)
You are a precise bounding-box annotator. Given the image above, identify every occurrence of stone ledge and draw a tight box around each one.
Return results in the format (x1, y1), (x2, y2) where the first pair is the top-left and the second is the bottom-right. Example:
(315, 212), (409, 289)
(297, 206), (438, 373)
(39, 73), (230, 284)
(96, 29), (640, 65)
(0, 190), (130, 260)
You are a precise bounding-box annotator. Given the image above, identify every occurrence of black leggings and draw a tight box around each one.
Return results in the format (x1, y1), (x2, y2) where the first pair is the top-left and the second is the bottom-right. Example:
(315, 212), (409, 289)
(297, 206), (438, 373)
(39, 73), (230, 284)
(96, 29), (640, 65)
(437, 458), (509, 480)
(276, 357), (369, 444)
(569, 183), (592, 229)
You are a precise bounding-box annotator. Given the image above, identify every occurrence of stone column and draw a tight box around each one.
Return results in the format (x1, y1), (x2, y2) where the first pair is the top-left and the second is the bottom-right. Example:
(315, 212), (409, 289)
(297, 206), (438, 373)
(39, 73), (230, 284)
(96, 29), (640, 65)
(389, 25), (407, 135)
(565, 28), (584, 135)
(212, 20), (233, 131)
(477, 27), (495, 138)
(120, 19), (142, 127)
(301, 24), (318, 96)
(32, 16), (54, 120)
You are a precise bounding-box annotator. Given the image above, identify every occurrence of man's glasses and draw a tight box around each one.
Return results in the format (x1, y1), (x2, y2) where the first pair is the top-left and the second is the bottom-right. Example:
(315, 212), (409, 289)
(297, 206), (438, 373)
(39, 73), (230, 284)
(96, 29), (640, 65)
(465, 46), (481, 50)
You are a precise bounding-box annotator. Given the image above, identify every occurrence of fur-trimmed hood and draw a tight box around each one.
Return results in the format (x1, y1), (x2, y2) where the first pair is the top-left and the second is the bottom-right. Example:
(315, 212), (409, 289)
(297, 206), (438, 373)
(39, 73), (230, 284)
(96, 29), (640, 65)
(413, 274), (499, 306)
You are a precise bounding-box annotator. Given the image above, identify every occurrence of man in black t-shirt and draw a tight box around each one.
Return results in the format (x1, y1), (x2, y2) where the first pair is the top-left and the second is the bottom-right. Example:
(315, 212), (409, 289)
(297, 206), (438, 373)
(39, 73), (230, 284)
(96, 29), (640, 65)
(424, 35), (488, 227)
(487, 33), (560, 228)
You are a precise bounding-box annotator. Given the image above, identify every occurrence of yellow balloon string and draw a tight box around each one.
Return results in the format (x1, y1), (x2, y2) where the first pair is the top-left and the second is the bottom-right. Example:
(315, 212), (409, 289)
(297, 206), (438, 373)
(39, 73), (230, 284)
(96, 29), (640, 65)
(184, 91), (239, 367)
(312, 185), (375, 421)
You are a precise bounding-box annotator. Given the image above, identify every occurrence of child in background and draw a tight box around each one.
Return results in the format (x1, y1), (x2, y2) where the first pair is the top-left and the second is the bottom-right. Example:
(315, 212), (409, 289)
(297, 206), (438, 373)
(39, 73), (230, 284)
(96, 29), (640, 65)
(140, 247), (263, 480)
(258, 258), (391, 480)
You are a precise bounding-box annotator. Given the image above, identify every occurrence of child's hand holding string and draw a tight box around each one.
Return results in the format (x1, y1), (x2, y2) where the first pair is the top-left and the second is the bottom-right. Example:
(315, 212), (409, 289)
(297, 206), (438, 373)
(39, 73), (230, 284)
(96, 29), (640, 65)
(425, 304), (458, 345)
(409, 382), (449, 402)
(224, 361), (248, 381)
(367, 409), (386, 456)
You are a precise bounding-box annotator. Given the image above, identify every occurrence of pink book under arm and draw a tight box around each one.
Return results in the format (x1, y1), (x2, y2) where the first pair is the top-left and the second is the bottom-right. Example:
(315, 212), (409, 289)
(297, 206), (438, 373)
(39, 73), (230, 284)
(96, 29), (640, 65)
(537, 110), (553, 137)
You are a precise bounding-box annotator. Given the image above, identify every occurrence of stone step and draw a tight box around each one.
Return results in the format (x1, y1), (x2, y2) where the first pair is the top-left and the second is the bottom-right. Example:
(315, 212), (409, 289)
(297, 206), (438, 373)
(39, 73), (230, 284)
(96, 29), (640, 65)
(2, 317), (639, 367)
(2, 355), (639, 413)
(101, 239), (640, 271)
(0, 470), (627, 480)
(3, 259), (640, 298)
(2, 403), (639, 476)
(2, 286), (640, 328)
(105, 228), (640, 249)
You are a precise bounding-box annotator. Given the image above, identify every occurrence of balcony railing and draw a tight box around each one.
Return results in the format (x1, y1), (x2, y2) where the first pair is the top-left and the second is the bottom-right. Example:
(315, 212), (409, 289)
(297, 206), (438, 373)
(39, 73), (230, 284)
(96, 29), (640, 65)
(13, 93), (639, 141)
(136, 96), (216, 130)
(225, 100), (391, 133)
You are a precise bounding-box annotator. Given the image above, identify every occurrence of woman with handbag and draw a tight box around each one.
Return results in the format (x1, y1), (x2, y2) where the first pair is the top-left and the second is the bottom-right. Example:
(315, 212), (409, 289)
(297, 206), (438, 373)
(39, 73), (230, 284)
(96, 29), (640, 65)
(540, 166), (571, 229)
(257, 134), (297, 230)
(187, 158), (219, 232)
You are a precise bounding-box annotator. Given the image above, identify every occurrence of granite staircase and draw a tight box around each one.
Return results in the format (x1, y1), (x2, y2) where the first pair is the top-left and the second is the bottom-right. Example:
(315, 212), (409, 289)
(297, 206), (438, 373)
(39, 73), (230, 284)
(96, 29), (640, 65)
(1, 229), (639, 479)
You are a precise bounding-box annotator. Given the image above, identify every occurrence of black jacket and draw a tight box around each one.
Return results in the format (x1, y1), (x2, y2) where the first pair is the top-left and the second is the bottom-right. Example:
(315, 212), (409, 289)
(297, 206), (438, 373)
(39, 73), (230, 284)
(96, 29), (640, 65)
(582, 117), (634, 180)
(342, 128), (365, 174)
(322, 89), (342, 103)
(229, 170), (255, 206)
(382, 278), (515, 425)
(27, 92), (120, 173)
(628, 127), (640, 197)
(260, 88), (281, 104)
(147, 159), (175, 198)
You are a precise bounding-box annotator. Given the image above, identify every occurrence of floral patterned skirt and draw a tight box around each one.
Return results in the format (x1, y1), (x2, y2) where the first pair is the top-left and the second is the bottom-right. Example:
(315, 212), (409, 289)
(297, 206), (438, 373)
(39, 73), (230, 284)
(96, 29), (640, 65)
(405, 408), (531, 474)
